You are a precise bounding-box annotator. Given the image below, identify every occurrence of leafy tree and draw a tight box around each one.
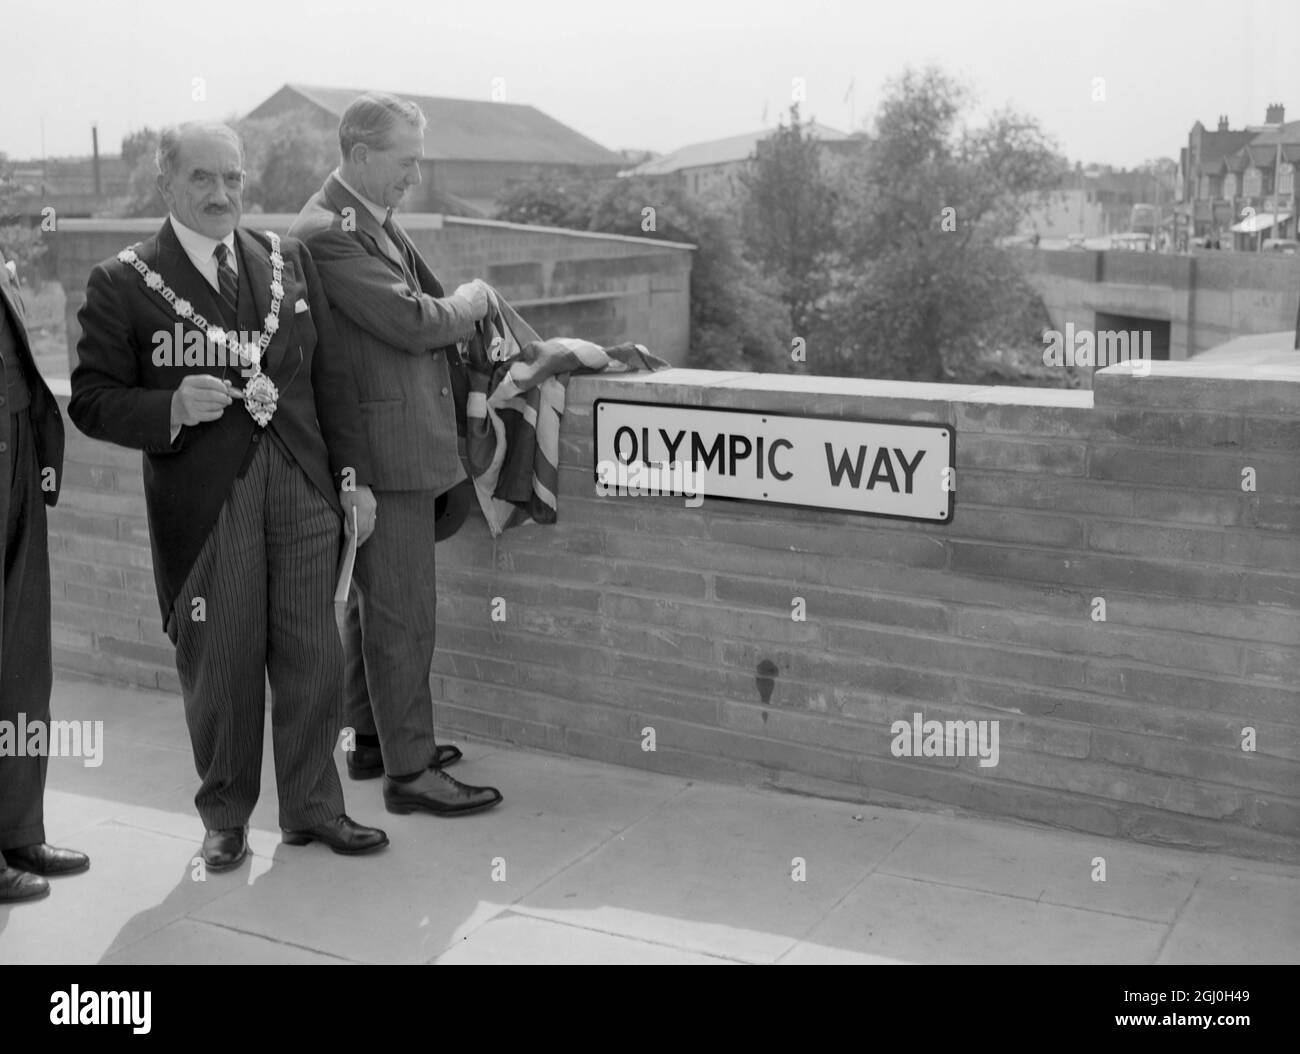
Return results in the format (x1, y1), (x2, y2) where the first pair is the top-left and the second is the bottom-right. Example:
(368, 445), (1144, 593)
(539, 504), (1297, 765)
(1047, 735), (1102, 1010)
(116, 128), (164, 217)
(497, 174), (786, 370)
(821, 66), (1063, 380)
(236, 113), (336, 213)
(120, 127), (158, 169)
(587, 176), (787, 371)
(0, 156), (47, 280)
(738, 103), (841, 338)
(494, 174), (595, 228)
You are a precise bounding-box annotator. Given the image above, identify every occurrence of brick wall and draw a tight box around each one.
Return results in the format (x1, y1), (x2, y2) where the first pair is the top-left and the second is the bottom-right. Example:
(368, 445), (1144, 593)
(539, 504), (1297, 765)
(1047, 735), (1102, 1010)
(46, 362), (1300, 862)
(48, 386), (179, 693)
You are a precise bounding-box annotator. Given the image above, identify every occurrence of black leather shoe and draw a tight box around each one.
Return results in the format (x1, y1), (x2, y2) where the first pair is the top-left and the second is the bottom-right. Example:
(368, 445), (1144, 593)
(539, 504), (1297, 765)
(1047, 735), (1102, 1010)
(348, 742), (462, 780)
(0, 865), (49, 902)
(384, 767), (502, 816)
(4, 843), (90, 876)
(201, 827), (248, 872)
(346, 742), (384, 780)
(281, 814), (389, 855)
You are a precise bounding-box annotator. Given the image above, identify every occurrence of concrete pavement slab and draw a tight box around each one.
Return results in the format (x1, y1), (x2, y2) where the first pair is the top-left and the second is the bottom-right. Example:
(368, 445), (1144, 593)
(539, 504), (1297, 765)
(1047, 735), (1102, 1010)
(878, 813), (1201, 923)
(514, 783), (921, 962)
(1156, 868), (1300, 964)
(102, 918), (352, 965)
(431, 911), (734, 964)
(795, 872), (1168, 964)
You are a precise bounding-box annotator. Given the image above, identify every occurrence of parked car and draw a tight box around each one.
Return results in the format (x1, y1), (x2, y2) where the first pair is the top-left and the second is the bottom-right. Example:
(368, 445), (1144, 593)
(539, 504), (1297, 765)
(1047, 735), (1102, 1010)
(1262, 238), (1300, 254)
(1066, 233), (1086, 249)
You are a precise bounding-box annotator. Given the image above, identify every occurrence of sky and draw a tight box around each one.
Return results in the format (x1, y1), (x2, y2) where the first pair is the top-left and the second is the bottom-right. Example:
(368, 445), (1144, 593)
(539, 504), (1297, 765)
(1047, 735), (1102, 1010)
(0, 0), (1295, 169)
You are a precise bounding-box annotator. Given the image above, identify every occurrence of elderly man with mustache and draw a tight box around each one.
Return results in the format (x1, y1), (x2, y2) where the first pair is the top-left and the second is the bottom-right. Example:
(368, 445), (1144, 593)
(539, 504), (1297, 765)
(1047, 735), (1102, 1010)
(71, 121), (387, 870)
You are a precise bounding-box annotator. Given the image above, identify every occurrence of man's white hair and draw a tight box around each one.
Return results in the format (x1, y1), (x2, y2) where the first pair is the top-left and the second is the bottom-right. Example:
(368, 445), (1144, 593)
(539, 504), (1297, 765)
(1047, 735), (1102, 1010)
(156, 121), (244, 180)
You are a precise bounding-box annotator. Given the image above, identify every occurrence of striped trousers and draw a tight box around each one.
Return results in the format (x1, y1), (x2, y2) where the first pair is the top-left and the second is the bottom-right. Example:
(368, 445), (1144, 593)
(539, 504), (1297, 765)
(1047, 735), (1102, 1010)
(168, 435), (346, 831)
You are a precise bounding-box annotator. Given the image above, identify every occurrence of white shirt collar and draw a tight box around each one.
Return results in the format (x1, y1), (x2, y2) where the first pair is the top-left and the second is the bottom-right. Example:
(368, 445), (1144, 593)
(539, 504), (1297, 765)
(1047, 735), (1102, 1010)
(334, 169), (390, 224)
(170, 214), (237, 275)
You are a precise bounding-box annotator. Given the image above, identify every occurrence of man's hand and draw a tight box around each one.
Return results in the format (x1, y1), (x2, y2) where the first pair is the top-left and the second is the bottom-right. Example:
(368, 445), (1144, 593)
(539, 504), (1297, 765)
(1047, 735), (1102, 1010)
(452, 278), (491, 322)
(170, 374), (233, 428)
(341, 484), (377, 546)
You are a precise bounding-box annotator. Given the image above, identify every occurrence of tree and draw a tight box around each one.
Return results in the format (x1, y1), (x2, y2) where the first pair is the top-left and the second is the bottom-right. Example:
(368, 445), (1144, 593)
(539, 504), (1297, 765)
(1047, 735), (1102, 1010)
(499, 173), (787, 371)
(738, 103), (841, 338)
(0, 156), (47, 280)
(116, 128), (164, 217)
(494, 174), (595, 228)
(120, 127), (158, 169)
(237, 113), (336, 213)
(821, 66), (1063, 380)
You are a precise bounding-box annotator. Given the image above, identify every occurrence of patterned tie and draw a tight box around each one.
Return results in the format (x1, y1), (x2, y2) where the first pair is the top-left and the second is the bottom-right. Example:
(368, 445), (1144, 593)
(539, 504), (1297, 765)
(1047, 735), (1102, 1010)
(383, 210), (421, 292)
(212, 242), (239, 321)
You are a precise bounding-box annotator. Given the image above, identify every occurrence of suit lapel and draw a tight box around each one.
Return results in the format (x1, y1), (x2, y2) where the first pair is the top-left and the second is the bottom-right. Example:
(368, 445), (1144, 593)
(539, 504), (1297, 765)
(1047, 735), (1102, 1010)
(324, 174), (407, 275)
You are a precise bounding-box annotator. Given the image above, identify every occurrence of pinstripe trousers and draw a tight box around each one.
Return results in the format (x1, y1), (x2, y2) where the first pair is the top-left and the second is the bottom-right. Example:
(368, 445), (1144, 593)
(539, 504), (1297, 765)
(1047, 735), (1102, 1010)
(168, 435), (346, 831)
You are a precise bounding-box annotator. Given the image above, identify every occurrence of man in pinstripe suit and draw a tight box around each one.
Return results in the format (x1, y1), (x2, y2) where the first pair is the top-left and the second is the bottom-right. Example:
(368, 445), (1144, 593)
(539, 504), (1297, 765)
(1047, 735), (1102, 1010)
(290, 93), (502, 816)
(70, 122), (387, 870)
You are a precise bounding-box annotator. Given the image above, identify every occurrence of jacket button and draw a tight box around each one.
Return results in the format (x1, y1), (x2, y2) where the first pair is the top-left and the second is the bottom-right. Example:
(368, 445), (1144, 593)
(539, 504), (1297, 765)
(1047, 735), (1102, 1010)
(441, 387), (449, 396)
(251, 433), (261, 443)
(0, 395), (6, 406)
(0, 442), (7, 452)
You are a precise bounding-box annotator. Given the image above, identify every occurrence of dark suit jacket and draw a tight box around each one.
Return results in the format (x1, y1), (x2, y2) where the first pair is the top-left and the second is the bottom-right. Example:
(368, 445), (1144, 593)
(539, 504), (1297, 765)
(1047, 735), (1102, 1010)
(0, 251), (65, 509)
(289, 174), (474, 494)
(69, 218), (373, 625)
(0, 250), (65, 684)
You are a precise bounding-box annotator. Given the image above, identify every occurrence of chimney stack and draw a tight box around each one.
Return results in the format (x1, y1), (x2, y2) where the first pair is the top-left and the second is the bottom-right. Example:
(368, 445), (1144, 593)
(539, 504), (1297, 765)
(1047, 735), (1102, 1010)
(92, 123), (101, 197)
(1265, 103), (1285, 124)
(1217, 114), (1229, 132)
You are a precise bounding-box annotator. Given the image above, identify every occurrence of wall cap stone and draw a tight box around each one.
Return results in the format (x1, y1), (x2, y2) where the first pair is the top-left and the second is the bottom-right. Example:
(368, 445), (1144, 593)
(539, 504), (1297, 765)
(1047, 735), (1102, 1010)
(1095, 359), (1300, 411)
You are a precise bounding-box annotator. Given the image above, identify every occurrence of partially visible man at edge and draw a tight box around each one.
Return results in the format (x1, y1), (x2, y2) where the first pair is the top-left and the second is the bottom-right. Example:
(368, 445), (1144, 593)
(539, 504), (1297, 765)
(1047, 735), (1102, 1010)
(290, 93), (503, 817)
(0, 243), (89, 903)
(70, 121), (388, 870)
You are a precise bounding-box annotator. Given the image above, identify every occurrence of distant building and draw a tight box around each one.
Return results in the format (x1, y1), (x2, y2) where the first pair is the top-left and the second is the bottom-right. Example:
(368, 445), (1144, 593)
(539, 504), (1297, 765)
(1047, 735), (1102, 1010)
(245, 83), (627, 216)
(1019, 165), (1175, 240)
(2, 155), (131, 220)
(628, 124), (853, 199)
(1179, 104), (1298, 246)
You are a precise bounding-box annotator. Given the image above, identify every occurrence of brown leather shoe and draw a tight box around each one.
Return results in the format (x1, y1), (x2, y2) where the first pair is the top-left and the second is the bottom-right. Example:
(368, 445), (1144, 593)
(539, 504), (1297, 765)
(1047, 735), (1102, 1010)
(201, 827), (249, 872)
(4, 843), (90, 876)
(383, 767), (502, 816)
(0, 865), (49, 902)
(281, 814), (388, 855)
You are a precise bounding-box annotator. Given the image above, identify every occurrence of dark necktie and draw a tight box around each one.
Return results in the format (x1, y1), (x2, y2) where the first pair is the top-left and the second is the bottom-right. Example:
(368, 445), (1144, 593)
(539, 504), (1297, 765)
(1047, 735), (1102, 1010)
(212, 242), (239, 322)
(383, 210), (421, 292)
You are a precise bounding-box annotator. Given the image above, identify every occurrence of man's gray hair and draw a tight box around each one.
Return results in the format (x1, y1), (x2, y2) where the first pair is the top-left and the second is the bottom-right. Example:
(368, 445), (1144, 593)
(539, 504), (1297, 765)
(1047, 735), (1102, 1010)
(155, 121), (244, 180)
(339, 92), (427, 159)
